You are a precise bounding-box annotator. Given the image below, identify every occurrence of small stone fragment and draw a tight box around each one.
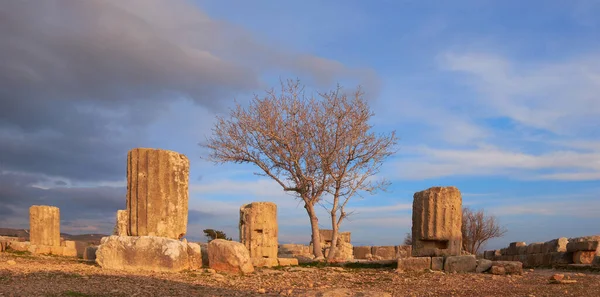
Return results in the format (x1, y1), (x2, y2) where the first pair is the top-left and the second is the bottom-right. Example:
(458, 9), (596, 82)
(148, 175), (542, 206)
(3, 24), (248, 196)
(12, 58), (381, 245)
(7, 260), (16, 265)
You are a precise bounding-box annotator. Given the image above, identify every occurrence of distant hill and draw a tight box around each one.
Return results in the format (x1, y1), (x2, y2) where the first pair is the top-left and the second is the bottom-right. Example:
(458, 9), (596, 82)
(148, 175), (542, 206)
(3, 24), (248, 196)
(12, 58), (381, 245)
(0, 227), (108, 245)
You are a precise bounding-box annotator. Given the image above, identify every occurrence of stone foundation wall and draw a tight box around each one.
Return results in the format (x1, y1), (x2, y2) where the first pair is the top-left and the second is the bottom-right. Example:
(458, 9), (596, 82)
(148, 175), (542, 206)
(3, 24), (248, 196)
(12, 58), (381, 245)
(353, 245), (412, 260)
(484, 235), (600, 267)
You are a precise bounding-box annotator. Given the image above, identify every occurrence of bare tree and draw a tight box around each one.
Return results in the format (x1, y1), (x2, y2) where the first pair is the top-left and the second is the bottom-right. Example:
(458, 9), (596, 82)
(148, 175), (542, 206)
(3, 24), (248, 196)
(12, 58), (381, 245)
(462, 207), (507, 255)
(403, 232), (412, 246)
(203, 79), (397, 260)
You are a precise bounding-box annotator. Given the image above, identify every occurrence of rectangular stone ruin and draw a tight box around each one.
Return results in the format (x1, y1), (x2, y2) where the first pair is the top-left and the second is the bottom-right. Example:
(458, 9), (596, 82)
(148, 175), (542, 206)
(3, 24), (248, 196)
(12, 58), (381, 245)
(412, 186), (462, 257)
(29, 205), (61, 247)
(126, 148), (190, 239)
(239, 202), (278, 267)
(311, 229), (354, 261)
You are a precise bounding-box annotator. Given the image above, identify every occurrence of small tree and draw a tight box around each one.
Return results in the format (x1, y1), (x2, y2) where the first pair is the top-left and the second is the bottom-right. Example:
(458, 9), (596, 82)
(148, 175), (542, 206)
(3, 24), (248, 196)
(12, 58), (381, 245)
(462, 207), (507, 254)
(203, 229), (232, 242)
(403, 232), (412, 246)
(204, 79), (397, 260)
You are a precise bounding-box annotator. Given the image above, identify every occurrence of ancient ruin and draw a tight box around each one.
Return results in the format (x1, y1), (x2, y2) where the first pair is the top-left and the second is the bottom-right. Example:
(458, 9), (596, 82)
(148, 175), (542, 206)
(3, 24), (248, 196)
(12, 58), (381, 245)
(115, 210), (128, 236)
(29, 205), (61, 247)
(411, 186), (462, 257)
(126, 148), (190, 239)
(484, 236), (600, 267)
(239, 202), (278, 260)
(309, 229), (354, 260)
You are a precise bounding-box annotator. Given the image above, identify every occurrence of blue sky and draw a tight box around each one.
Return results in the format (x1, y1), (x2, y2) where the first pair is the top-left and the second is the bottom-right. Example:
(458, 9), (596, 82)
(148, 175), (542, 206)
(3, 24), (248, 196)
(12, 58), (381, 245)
(1, 0), (598, 251)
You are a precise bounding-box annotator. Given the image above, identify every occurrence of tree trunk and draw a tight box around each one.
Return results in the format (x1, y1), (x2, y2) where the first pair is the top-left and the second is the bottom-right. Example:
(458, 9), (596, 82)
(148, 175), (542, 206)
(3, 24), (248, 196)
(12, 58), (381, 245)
(305, 203), (324, 258)
(326, 210), (339, 261)
(326, 226), (339, 262)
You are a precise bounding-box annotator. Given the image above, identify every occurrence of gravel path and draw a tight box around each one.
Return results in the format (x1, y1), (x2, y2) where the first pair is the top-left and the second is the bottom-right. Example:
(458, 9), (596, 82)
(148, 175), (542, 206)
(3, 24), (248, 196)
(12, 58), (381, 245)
(1, 253), (599, 296)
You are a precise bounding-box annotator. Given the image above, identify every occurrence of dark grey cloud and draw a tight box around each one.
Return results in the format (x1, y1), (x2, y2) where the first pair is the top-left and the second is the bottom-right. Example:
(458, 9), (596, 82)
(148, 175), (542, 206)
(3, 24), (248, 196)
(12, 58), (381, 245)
(0, 171), (124, 233)
(0, 0), (379, 232)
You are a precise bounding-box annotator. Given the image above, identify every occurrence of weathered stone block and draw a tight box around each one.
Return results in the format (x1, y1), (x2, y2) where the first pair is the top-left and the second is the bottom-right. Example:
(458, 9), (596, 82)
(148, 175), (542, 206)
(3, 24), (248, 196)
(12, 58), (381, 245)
(431, 257), (444, 271)
(116, 210), (128, 236)
(8, 241), (30, 252)
(207, 239), (254, 274)
(187, 242), (202, 270)
(397, 257), (431, 272)
(543, 237), (568, 253)
(516, 246), (528, 255)
(96, 236), (198, 272)
(239, 202), (278, 260)
(127, 148), (189, 239)
(476, 259), (493, 273)
(573, 251), (596, 264)
(550, 252), (572, 265)
(251, 257), (279, 267)
(593, 256), (600, 267)
(396, 245), (412, 259)
(412, 186), (462, 257)
(490, 266), (505, 275)
(491, 261), (523, 275)
(372, 246), (396, 260)
(279, 244), (310, 256)
(444, 255), (476, 273)
(277, 258), (299, 266)
(526, 243), (543, 254)
(567, 241), (599, 252)
(29, 205), (61, 247)
(353, 246), (371, 259)
(84, 246), (98, 261)
(319, 230), (351, 243)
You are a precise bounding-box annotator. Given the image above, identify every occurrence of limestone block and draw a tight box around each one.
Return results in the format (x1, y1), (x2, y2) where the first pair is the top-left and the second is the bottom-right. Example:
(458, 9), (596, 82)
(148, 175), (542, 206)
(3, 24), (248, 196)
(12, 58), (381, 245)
(8, 241), (30, 252)
(396, 245), (412, 259)
(516, 246), (528, 255)
(187, 242), (202, 270)
(508, 242), (526, 255)
(239, 202), (278, 259)
(550, 252), (572, 265)
(126, 148), (189, 239)
(29, 205), (61, 247)
(526, 243), (543, 254)
(543, 237), (568, 253)
(593, 256), (600, 267)
(279, 244), (310, 256)
(484, 250), (501, 260)
(490, 266), (505, 275)
(397, 257), (431, 272)
(251, 257), (279, 267)
(353, 246), (371, 259)
(278, 258), (299, 266)
(30, 245), (52, 255)
(491, 261), (523, 275)
(84, 246), (98, 261)
(116, 210), (128, 236)
(207, 239), (254, 274)
(62, 247), (77, 257)
(96, 236), (197, 272)
(444, 255), (476, 273)
(573, 251), (596, 264)
(431, 257), (444, 271)
(319, 230), (351, 243)
(567, 241), (599, 252)
(476, 259), (493, 273)
(372, 246), (396, 260)
(412, 186), (462, 257)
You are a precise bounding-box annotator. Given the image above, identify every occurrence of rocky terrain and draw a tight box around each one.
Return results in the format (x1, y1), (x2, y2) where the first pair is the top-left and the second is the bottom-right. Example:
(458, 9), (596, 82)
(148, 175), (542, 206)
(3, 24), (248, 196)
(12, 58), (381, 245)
(2, 252), (600, 297)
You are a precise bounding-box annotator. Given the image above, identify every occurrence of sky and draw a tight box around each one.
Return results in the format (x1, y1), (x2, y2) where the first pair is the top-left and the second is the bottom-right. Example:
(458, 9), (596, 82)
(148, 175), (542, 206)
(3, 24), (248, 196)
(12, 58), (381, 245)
(0, 0), (598, 251)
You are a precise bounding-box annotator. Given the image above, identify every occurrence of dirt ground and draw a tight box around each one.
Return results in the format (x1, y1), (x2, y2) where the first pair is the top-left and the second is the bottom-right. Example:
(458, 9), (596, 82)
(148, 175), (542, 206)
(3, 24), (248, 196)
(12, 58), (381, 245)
(1, 252), (599, 297)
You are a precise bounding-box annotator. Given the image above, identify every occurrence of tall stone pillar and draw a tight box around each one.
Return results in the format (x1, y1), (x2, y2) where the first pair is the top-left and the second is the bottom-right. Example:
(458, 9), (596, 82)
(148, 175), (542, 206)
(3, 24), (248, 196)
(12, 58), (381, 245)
(412, 186), (462, 257)
(127, 148), (189, 239)
(29, 205), (61, 247)
(239, 202), (278, 259)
